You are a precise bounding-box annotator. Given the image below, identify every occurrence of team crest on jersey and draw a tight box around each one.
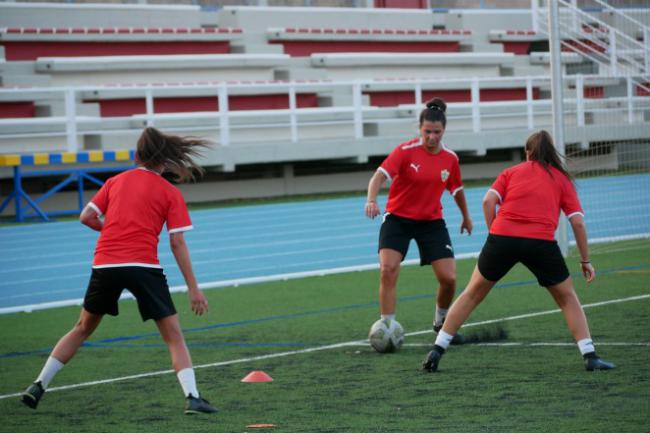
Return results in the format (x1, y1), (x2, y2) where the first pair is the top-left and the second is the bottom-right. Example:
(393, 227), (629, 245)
(441, 169), (449, 182)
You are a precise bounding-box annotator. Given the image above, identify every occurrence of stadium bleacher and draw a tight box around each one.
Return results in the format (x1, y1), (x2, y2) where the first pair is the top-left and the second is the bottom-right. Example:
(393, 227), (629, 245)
(309, 52), (515, 79)
(0, 27), (244, 60)
(0, 1), (648, 215)
(33, 54), (291, 86)
(488, 28), (611, 55)
(267, 27), (471, 56)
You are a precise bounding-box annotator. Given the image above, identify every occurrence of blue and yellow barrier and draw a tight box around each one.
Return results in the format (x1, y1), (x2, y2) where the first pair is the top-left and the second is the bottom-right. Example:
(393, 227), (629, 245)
(0, 150), (136, 167)
(0, 150), (136, 222)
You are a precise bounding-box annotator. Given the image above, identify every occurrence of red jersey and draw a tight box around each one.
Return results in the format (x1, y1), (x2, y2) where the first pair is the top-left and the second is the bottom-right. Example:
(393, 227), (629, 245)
(379, 138), (463, 221)
(488, 161), (583, 241)
(88, 168), (193, 268)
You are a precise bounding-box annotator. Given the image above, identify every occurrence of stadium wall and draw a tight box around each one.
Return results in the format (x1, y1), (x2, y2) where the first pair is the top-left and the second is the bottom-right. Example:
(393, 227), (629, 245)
(0, 2), (202, 28)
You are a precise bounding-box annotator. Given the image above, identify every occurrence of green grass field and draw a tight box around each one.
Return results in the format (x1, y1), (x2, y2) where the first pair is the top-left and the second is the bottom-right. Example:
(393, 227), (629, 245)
(1, 239), (648, 433)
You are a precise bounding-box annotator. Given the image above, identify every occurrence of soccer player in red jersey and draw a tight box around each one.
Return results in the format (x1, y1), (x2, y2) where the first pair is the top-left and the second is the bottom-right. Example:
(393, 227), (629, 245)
(423, 130), (615, 372)
(21, 127), (218, 414)
(365, 98), (473, 344)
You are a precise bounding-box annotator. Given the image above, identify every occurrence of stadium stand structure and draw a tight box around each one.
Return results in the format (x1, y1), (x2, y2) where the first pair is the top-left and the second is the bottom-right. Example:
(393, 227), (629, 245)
(32, 54), (291, 85)
(0, 27), (244, 61)
(0, 1), (649, 217)
(266, 27), (472, 56)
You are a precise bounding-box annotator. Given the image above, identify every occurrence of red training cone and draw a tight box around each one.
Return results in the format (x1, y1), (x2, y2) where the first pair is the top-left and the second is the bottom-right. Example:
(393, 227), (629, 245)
(241, 370), (274, 383)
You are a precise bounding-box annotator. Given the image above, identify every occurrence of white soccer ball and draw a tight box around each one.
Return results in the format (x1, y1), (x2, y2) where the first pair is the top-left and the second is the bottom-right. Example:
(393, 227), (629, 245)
(368, 318), (405, 353)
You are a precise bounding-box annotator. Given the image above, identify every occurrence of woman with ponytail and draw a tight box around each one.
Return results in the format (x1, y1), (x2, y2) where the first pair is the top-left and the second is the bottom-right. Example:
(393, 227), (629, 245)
(423, 130), (615, 373)
(365, 97), (473, 346)
(21, 127), (218, 415)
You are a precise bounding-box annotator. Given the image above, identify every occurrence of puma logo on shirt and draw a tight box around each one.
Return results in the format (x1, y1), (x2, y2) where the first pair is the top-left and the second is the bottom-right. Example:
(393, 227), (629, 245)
(410, 163), (421, 173)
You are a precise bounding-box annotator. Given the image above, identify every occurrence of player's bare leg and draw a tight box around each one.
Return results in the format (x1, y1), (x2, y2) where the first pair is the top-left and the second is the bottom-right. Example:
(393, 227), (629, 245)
(155, 314), (218, 414)
(52, 308), (103, 363)
(546, 278), (615, 371)
(442, 266), (495, 334)
(378, 248), (402, 316)
(431, 258), (465, 344)
(423, 266), (495, 372)
(22, 309), (103, 409)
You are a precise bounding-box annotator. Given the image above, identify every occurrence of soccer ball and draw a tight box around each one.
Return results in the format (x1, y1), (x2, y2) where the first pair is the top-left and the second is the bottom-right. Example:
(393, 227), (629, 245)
(368, 318), (405, 353)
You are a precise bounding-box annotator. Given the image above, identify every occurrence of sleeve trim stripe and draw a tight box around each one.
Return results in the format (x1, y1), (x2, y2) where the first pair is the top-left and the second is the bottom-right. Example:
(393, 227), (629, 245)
(451, 186), (464, 196)
(169, 225), (193, 233)
(87, 202), (103, 217)
(487, 188), (503, 203)
(378, 167), (392, 182)
(567, 211), (585, 219)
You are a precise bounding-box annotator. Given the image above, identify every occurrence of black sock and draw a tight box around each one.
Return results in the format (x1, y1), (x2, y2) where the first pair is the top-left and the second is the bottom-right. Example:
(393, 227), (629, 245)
(433, 344), (446, 355)
(583, 351), (598, 360)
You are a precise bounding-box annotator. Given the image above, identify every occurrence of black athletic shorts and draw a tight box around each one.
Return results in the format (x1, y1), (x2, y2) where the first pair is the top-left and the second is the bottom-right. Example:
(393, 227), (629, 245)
(477, 234), (570, 287)
(378, 213), (454, 265)
(83, 267), (176, 322)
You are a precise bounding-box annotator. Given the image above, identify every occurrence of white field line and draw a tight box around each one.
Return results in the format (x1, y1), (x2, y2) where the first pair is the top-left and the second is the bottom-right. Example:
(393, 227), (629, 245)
(0, 293), (648, 401)
(376, 342), (650, 347)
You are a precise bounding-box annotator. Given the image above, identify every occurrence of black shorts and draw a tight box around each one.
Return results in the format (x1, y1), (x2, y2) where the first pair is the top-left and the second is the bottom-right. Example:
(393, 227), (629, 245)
(378, 213), (454, 266)
(83, 267), (176, 322)
(477, 234), (570, 287)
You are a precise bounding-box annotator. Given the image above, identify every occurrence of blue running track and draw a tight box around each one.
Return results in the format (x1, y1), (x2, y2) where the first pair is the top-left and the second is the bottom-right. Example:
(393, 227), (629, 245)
(1, 173), (649, 311)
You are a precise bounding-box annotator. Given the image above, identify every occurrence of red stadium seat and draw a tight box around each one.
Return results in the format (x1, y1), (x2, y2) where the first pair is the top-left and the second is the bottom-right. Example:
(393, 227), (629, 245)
(267, 27), (471, 56)
(0, 27), (244, 60)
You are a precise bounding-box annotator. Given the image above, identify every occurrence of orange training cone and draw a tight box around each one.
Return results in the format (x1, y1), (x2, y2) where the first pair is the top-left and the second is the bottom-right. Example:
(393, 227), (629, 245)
(241, 370), (274, 383)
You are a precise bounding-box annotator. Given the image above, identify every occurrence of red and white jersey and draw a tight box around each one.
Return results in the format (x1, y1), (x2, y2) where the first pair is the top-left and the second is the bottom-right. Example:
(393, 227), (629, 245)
(88, 168), (193, 268)
(379, 138), (463, 221)
(488, 161), (583, 241)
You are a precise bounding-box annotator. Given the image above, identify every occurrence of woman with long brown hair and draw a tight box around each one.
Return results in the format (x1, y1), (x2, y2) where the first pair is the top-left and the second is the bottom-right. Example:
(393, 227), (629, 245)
(21, 127), (218, 414)
(422, 130), (615, 372)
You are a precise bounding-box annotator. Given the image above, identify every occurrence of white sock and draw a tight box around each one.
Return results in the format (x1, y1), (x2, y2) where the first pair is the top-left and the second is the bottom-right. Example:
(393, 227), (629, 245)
(434, 306), (448, 328)
(177, 368), (199, 398)
(380, 314), (395, 321)
(577, 338), (595, 356)
(434, 330), (455, 350)
(36, 356), (65, 389)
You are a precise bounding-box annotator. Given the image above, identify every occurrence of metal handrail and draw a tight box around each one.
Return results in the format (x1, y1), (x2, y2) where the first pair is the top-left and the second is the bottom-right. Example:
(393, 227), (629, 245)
(0, 74), (648, 151)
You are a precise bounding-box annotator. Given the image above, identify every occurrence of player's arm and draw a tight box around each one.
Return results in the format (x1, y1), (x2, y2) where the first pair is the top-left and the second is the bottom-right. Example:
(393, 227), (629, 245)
(482, 190), (500, 230)
(568, 214), (595, 283)
(80, 205), (103, 232)
(365, 169), (387, 219)
(452, 189), (472, 235)
(169, 232), (208, 315)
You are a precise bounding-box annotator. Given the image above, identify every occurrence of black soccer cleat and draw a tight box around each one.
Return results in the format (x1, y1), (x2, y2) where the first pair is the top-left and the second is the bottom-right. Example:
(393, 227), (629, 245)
(422, 346), (444, 372)
(433, 324), (465, 345)
(184, 395), (218, 415)
(584, 356), (616, 371)
(21, 381), (45, 409)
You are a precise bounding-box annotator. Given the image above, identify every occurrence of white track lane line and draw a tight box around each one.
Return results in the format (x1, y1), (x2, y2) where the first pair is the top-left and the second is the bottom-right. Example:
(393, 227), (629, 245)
(0, 293), (648, 401)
